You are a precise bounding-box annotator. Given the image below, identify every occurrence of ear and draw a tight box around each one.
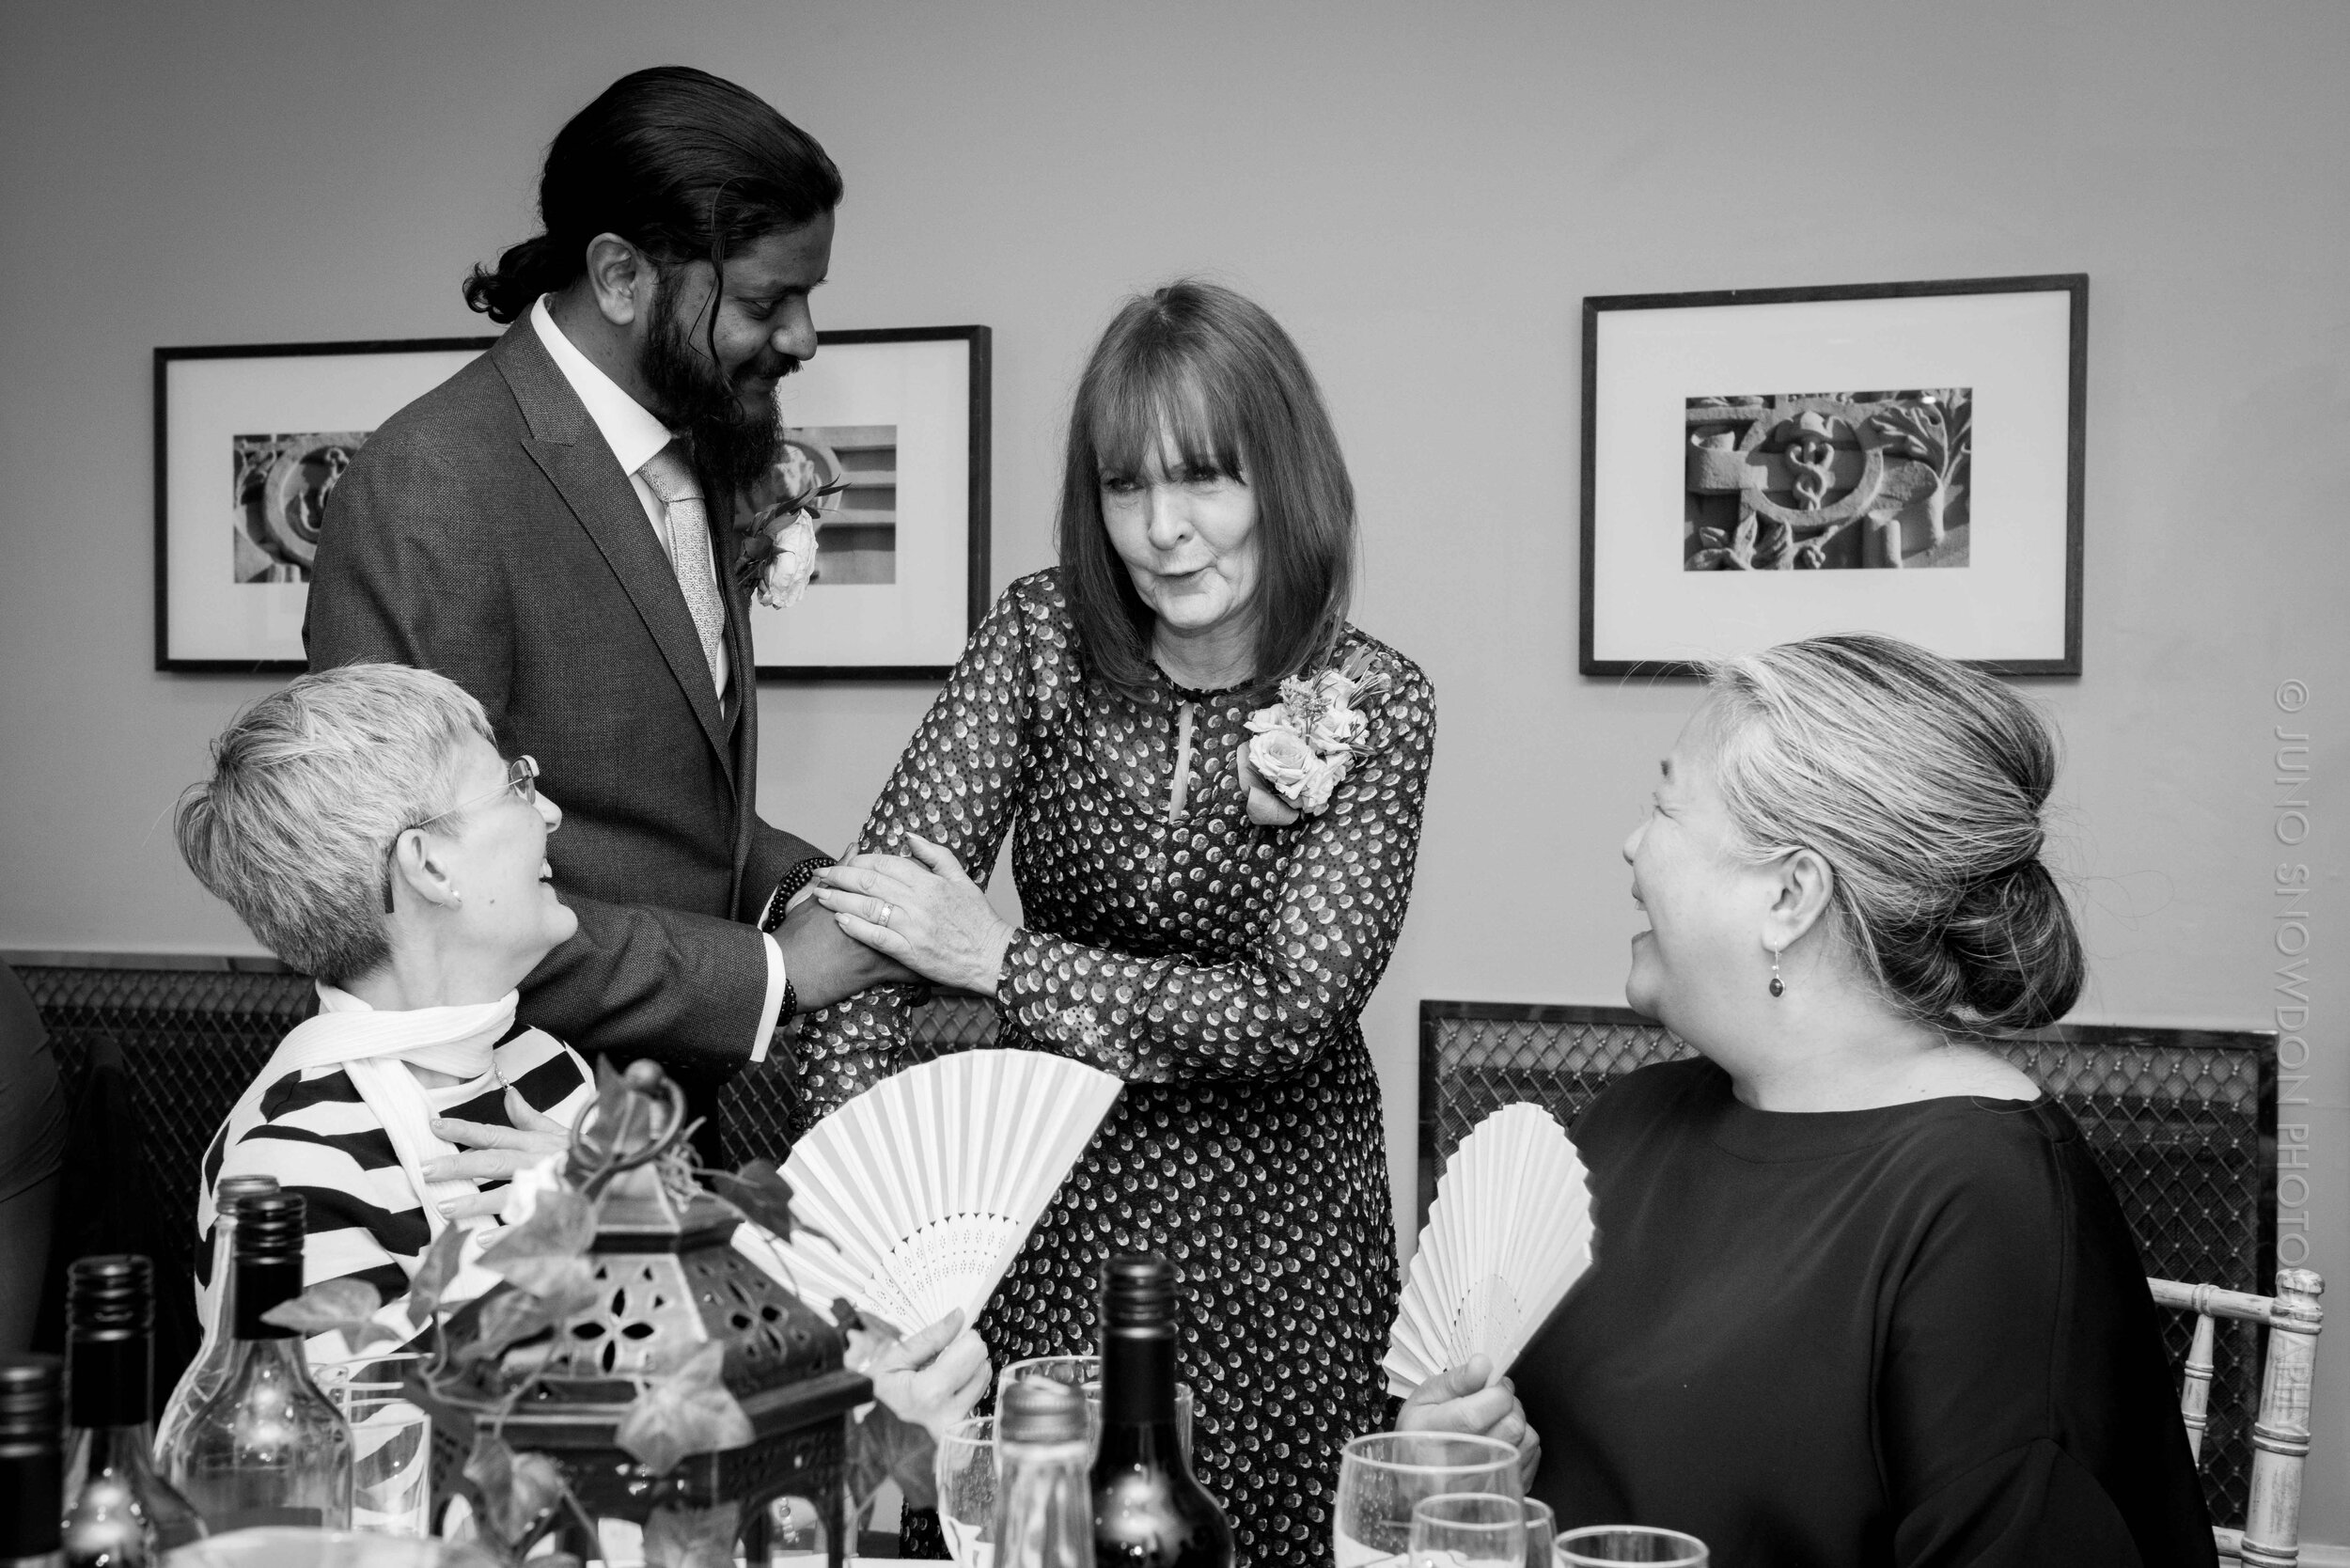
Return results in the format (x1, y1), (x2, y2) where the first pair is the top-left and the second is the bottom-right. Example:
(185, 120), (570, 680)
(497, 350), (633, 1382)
(387, 828), (465, 916)
(583, 233), (651, 328)
(1760, 846), (1835, 957)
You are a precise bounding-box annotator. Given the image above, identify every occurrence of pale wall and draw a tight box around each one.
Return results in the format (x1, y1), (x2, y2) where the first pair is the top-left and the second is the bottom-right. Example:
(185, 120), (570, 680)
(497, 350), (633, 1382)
(3, 0), (2345, 1539)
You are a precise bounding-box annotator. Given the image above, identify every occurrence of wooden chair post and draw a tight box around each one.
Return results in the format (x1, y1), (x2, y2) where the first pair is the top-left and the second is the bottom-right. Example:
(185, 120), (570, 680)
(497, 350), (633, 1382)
(2151, 1269), (2324, 1568)
(2178, 1311), (2217, 1464)
(2242, 1269), (2324, 1568)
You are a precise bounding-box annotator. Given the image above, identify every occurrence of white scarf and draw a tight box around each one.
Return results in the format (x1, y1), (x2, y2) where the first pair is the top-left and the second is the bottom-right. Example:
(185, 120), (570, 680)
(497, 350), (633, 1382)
(223, 983), (519, 1242)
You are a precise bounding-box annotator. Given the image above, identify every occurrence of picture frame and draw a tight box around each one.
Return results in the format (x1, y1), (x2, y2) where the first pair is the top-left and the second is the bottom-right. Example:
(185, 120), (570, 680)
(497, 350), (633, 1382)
(748, 325), (990, 680)
(1579, 274), (2086, 677)
(155, 337), (497, 673)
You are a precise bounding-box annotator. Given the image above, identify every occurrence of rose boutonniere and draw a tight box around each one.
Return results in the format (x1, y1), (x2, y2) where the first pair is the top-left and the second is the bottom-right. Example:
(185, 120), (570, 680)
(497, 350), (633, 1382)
(737, 441), (847, 610)
(1236, 646), (1394, 826)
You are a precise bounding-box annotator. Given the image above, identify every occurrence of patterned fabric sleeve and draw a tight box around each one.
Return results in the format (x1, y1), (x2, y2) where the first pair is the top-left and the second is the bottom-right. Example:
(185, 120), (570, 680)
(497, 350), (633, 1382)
(1000, 660), (1435, 1084)
(790, 584), (1044, 1123)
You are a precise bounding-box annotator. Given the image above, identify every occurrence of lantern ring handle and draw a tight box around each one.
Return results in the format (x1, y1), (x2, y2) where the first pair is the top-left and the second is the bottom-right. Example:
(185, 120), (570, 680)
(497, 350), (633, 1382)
(567, 1069), (693, 1194)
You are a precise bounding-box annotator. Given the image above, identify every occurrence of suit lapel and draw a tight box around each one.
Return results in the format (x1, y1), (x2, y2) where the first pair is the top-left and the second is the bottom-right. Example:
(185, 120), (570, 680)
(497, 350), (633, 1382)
(491, 325), (737, 780)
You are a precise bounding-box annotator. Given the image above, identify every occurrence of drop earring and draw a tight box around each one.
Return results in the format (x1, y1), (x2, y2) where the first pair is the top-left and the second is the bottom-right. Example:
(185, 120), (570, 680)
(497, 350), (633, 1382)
(449, 889), (463, 908)
(1767, 947), (1784, 997)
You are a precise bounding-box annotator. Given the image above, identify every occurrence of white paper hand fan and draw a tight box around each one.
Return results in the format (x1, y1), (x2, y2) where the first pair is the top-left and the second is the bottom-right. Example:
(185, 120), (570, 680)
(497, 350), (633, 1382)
(740, 1049), (1122, 1332)
(1384, 1102), (1592, 1397)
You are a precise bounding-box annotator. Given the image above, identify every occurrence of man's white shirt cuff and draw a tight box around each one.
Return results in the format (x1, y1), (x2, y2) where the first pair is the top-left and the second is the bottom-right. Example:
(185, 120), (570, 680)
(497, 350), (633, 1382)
(751, 933), (788, 1064)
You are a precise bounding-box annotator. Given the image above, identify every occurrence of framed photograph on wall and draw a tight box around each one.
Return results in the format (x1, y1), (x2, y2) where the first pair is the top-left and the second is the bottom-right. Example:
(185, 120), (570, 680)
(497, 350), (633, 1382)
(749, 325), (990, 679)
(1580, 274), (2086, 677)
(155, 337), (495, 672)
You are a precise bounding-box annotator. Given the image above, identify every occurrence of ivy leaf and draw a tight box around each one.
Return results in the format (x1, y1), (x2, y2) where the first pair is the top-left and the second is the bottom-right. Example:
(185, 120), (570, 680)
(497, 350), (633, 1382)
(260, 1278), (404, 1350)
(614, 1342), (753, 1476)
(572, 1057), (647, 1166)
(706, 1161), (829, 1247)
(462, 1430), (571, 1544)
(846, 1401), (938, 1513)
(478, 1187), (595, 1274)
(407, 1225), (469, 1323)
(460, 1272), (601, 1365)
(643, 1500), (741, 1568)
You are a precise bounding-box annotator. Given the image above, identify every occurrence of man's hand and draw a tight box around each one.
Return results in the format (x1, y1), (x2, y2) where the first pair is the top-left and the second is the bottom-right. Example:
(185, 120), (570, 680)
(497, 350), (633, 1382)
(423, 1090), (571, 1221)
(860, 1309), (991, 1441)
(772, 895), (918, 1011)
(1396, 1354), (1542, 1487)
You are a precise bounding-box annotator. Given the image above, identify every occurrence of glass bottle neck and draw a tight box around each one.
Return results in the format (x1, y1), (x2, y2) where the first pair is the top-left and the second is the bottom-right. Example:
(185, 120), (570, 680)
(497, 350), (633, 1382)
(229, 1255), (303, 1343)
(994, 1439), (1093, 1568)
(67, 1337), (151, 1434)
(200, 1220), (240, 1346)
(1099, 1331), (1179, 1431)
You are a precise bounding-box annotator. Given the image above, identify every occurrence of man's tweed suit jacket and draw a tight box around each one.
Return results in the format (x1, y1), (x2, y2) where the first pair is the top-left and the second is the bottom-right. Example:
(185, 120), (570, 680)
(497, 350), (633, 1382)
(306, 320), (828, 1091)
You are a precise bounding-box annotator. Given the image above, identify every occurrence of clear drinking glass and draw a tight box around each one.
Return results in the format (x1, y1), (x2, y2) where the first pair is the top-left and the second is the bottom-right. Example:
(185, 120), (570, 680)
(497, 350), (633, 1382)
(995, 1355), (1194, 1460)
(934, 1414), (996, 1568)
(1409, 1493), (1525, 1568)
(1556, 1526), (1708, 1566)
(1520, 1499), (1557, 1568)
(315, 1355), (431, 1538)
(1333, 1433), (1522, 1568)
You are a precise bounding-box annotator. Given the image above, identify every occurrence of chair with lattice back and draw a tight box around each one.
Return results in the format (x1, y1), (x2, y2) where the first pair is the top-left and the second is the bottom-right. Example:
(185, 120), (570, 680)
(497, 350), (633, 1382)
(1418, 1000), (2280, 1533)
(2151, 1269), (2324, 1567)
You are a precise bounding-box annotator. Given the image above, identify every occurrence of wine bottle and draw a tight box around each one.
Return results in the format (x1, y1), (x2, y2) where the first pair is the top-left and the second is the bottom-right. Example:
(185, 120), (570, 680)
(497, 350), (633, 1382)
(62, 1257), (205, 1568)
(994, 1378), (1093, 1568)
(153, 1175), (279, 1466)
(0, 1358), (63, 1568)
(1090, 1256), (1232, 1568)
(159, 1194), (353, 1532)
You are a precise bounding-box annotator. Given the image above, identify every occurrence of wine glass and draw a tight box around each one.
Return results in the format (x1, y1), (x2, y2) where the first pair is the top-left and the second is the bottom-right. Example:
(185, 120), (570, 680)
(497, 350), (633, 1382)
(1520, 1499), (1557, 1568)
(1409, 1494), (1525, 1568)
(934, 1415), (996, 1567)
(1556, 1526), (1708, 1566)
(1333, 1433), (1522, 1568)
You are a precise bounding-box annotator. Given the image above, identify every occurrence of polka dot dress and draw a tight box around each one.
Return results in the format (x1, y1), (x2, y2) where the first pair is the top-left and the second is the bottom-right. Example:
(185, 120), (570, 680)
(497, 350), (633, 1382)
(794, 570), (1435, 1566)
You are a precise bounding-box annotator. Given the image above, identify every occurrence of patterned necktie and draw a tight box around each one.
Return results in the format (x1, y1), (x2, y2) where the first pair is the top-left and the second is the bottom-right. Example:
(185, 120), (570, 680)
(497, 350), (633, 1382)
(635, 440), (727, 691)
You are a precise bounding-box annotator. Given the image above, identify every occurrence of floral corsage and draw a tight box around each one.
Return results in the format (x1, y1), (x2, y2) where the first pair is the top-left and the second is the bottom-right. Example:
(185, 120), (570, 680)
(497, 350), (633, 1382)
(736, 442), (847, 610)
(1236, 646), (1393, 826)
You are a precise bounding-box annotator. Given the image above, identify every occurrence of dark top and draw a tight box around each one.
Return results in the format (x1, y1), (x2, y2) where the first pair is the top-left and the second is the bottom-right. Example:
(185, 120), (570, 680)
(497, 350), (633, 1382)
(1515, 1058), (2216, 1568)
(796, 571), (1434, 1568)
(306, 321), (826, 1099)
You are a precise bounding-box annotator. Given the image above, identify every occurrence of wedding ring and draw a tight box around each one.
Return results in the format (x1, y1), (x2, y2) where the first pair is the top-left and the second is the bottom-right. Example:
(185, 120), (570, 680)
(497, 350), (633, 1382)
(876, 902), (893, 929)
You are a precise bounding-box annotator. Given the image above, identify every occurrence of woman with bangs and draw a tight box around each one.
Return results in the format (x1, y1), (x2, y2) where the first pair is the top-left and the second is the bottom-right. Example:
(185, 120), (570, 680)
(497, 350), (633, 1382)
(792, 279), (1437, 1563)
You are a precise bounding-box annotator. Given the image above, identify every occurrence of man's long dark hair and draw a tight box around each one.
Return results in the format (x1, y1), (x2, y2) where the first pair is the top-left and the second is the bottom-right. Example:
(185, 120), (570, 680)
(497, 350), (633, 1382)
(462, 66), (841, 324)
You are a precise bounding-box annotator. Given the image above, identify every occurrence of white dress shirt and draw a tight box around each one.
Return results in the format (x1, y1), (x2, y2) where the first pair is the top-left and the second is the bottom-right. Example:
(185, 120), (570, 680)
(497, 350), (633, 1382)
(530, 298), (788, 1061)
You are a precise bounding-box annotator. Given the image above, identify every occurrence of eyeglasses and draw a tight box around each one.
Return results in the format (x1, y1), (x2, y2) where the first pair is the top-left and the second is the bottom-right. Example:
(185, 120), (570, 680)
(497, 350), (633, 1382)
(381, 755), (541, 915)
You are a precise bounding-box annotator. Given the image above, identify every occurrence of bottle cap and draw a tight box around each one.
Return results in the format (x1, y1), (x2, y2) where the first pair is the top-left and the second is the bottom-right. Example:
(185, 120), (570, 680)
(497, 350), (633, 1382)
(999, 1375), (1089, 1446)
(231, 1191), (307, 1262)
(67, 1255), (153, 1338)
(216, 1173), (280, 1217)
(1102, 1252), (1178, 1326)
(0, 1356), (61, 1443)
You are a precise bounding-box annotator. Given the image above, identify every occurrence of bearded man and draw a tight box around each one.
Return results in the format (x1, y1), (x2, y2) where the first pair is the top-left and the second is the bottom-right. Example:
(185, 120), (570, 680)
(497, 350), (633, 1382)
(306, 67), (902, 1125)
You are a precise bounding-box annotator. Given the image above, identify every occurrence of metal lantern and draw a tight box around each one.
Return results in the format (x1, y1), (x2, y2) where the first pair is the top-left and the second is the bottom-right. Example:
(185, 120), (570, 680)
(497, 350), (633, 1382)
(410, 1064), (870, 1567)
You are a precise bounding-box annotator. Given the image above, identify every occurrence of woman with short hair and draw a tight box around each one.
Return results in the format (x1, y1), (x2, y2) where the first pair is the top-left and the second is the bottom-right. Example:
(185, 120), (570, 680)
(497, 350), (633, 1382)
(179, 661), (592, 1318)
(1413, 633), (2212, 1564)
(794, 279), (1437, 1564)
(176, 665), (987, 1432)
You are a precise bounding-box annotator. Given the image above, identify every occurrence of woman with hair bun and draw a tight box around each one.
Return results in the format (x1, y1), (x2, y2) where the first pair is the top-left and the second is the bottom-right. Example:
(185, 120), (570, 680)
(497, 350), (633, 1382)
(1412, 634), (2213, 1564)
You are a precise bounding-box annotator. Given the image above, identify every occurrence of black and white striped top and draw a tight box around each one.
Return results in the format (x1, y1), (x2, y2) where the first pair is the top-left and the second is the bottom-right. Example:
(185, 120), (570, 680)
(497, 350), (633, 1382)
(196, 1022), (595, 1309)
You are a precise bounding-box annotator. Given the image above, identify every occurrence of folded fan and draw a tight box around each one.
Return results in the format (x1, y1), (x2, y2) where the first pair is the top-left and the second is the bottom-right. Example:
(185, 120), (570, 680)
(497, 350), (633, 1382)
(1384, 1102), (1593, 1398)
(742, 1048), (1122, 1331)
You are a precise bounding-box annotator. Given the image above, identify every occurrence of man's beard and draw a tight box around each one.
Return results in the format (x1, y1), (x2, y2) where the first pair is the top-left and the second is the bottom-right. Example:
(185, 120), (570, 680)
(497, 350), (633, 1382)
(639, 272), (792, 494)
